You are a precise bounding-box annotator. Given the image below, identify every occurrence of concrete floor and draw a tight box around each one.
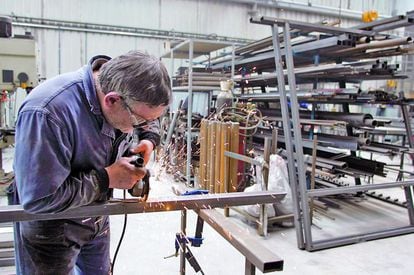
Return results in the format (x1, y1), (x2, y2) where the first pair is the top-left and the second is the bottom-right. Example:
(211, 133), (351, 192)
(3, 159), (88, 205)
(2, 147), (414, 274)
(109, 171), (414, 275)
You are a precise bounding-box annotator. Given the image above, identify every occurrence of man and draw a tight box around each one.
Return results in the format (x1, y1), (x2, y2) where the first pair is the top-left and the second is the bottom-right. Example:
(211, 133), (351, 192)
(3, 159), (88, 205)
(11, 51), (171, 274)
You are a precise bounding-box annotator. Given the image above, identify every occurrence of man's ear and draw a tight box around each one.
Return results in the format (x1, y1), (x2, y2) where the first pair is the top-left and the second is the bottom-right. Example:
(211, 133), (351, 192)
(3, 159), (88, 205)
(104, 92), (121, 106)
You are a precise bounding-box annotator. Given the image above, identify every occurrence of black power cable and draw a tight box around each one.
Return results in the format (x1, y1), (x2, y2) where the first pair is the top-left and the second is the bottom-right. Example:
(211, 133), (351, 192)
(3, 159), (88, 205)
(111, 155), (146, 274)
(111, 190), (128, 274)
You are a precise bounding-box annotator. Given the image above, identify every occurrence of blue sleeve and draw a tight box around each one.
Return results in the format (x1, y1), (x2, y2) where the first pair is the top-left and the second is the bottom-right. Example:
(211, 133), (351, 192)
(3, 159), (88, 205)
(14, 109), (108, 214)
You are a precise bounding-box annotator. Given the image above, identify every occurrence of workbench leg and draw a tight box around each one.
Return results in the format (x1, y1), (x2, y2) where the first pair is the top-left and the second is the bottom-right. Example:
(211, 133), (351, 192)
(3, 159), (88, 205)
(245, 258), (256, 275)
(258, 204), (268, 237)
(180, 210), (187, 275)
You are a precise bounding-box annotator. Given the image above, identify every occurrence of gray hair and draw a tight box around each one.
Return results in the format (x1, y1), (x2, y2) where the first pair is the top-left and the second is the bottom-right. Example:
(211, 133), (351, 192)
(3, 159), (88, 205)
(98, 51), (171, 106)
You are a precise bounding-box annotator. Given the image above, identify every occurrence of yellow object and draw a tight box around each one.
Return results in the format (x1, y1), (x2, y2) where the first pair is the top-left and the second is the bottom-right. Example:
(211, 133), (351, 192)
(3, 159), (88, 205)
(362, 10), (378, 22)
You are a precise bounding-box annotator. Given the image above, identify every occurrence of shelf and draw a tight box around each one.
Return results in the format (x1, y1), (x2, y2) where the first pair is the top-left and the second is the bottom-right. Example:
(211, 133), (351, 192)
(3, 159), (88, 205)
(161, 39), (234, 59)
(172, 86), (220, 91)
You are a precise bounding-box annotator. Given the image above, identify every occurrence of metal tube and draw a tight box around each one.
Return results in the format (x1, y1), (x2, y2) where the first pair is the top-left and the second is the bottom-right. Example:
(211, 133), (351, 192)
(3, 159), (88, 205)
(0, 191), (286, 223)
(245, 259), (256, 275)
(400, 104), (414, 224)
(310, 226), (414, 251)
(231, 44), (236, 79)
(163, 100), (182, 153)
(199, 119), (208, 189)
(260, 109), (377, 128)
(253, 16), (374, 37)
(307, 180), (414, 197)
(271, 23), (304, 249)
(180, 210), (187, 275)
(329, 37), (413, 56)
(214, 122), (222, 193)
(197, 209), (283, 273)
(283, 22), (313, 251)
(186, 40), (193, 186)
(224, 151), (267, 167)
(227, 0), (390, 20)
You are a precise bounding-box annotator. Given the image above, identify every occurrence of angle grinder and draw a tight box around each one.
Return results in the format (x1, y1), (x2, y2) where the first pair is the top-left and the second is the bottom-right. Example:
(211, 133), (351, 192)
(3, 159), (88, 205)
(128, 155), (150, 201)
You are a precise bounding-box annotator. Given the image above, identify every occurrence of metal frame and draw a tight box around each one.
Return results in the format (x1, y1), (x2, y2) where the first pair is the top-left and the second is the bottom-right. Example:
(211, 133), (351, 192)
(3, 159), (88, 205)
(2, 192), (285, 274)
(252, 17), (414, 251)
(162, 39), (236, 186)
(197, 209), (284, 274)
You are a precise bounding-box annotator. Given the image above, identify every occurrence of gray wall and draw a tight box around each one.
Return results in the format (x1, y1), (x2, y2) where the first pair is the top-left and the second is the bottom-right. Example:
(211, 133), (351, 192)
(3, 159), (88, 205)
(1, 0), (412, 80)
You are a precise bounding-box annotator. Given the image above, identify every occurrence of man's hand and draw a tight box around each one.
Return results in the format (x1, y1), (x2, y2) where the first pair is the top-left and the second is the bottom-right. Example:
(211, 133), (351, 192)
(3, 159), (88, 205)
(105, 157), (146, 189)
(129, 140), (154, 165)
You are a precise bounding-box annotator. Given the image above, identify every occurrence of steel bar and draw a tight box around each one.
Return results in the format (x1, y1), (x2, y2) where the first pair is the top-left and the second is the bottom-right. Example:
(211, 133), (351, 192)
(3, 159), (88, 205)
(236, 36), (273, 55)
(366, 191), (407, 208)
(371, 17), (414, 32)
(265, 118), (346, 127)
(283, 22), (314, 251)
(251, 16), (375, 37)
(307, 180), (414, 197)
(0, 192), (286, 223)
(310, 226), (414, 251)
(258, 137), (272, 237)
(302, 133), (370, 151)
(163, 101), (182, 154)
(271, 23), (305, 249)
(264, 135), (387, 177)
(197, 209), (283, 273)
(367, 142), (414, 154)
(229, 123), (240, 192)
(199, 119), (208, 189)
(235, 21), (324, 56)
(327, 37), (413, 56)
(260, 109), (377, 128)
(236, 88), (359, 101)
(400, 103), (414, 224)
(224, 151), (267, 168)
(310, 135), (318, 223)
(186, 40), (194, 186)
(354, 14), (406, 30)
(245, 259), (255, 275)
(180, 209), (187, 275)
(292, 34), (354, 54)
(214, 122), (222, 193)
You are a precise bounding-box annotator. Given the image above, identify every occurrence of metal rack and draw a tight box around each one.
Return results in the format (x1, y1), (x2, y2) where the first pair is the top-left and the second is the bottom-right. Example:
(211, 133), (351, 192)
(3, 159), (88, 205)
(161, 39), (236, 186)
(251, 16), (414, 251)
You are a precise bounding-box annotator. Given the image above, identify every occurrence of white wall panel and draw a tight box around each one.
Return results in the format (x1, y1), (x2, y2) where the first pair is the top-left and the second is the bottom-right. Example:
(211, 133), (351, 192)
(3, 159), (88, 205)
(0, 0), (42, 17)
(2, 0), (414, 80)
(59, 31), (84, 74)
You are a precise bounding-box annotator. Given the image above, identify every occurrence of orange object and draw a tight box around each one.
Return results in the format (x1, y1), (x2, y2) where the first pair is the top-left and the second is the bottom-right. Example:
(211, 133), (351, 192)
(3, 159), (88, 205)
(362, 10), (378, 22)
(387, 79), (397, 89)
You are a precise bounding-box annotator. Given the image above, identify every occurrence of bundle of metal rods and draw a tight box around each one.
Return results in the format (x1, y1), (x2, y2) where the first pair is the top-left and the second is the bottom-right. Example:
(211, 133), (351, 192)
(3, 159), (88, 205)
(210, 10), (414, 81)
(173, 71), (229, 87)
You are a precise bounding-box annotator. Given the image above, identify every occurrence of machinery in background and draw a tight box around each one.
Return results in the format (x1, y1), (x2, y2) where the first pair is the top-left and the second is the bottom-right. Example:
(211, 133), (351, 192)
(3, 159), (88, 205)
(0, 15), (38, 194)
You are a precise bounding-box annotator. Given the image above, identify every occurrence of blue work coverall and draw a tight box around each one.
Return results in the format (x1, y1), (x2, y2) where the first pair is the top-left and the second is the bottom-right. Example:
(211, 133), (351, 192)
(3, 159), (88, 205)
(11, 55), (160, 275)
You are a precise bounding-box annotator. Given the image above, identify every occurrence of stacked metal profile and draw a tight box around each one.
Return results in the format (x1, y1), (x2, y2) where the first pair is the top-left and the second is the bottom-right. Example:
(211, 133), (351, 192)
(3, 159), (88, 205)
(208, 11), (414, 184)
(212, 11), (414, 78)
(213, 11), (414, 251)
(173, 67), (229, 88)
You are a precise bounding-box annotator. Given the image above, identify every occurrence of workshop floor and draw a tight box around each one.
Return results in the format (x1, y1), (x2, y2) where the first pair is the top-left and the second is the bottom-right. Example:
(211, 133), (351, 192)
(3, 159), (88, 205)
(1, 147), (414, 274)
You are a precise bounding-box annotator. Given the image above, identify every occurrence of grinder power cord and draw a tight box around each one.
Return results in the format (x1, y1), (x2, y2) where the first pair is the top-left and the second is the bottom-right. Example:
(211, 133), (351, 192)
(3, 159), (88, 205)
(111, 154), (150, 274)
